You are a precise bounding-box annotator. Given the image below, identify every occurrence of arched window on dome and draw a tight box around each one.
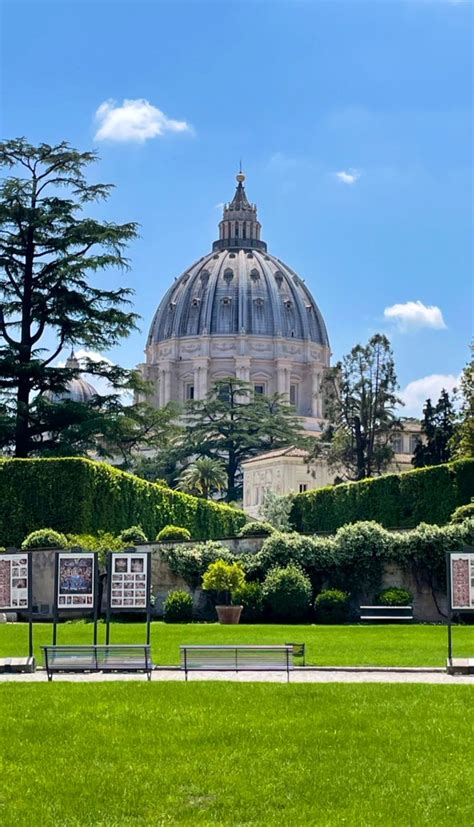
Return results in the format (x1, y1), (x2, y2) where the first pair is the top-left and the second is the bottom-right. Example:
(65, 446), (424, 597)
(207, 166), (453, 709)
(223, 268), (234, 284)
(243, 224), (246, 239)
(235, 224), (239, 238)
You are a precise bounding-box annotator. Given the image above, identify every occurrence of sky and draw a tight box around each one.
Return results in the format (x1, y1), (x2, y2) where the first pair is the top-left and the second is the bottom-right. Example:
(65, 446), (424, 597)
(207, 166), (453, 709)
(1, 0), (472, 416)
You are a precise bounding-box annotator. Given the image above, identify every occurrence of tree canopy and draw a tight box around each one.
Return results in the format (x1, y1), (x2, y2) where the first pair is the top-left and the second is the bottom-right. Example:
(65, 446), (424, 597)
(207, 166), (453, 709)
(412, 389), (456, 468)
(178, 378), (306, 501)
(0, 138), (139, 456)
(309, 334), (401, 480)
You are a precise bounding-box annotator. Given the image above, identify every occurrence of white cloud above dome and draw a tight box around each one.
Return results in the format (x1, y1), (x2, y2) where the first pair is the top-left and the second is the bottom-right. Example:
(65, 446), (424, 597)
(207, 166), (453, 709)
(94, 98), (192, 143)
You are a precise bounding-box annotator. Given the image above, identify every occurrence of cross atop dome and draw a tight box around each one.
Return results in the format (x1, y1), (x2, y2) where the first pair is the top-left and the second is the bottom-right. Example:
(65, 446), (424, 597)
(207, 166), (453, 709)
(213, 170), (267, 252)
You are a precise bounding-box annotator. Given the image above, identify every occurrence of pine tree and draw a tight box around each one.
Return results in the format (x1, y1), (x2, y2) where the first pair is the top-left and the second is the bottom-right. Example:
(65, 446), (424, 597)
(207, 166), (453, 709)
(0, 138), (139, 456)
(310, 334), (401, 480)
(180, 378), (305, 501)
(412, 389), (456, 467)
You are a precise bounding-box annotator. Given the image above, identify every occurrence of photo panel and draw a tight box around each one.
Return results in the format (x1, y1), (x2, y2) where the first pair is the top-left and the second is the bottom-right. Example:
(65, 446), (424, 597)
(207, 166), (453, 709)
(57, 553), (95, 610)
(0, 554), (29, 611)
(450, 552), (474, 611)
(109, 552), (149, 610)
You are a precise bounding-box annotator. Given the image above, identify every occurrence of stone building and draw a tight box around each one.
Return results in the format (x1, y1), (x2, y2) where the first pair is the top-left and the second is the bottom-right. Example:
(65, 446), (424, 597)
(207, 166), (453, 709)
(139, 172), (330, 429)
(242, 419), (423, 518)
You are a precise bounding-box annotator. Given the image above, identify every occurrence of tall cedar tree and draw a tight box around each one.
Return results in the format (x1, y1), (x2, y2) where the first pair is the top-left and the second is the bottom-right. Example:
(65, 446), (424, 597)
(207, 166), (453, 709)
(412, 389), (456, 467)
(181, 378), (306, 501)
(310, 334), (401, 480)
(450, 346), (474, 460)
(0, 138), (139, 456)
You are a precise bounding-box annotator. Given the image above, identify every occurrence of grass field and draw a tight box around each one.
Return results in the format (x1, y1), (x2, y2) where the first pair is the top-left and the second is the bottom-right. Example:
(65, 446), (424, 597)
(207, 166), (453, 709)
(1, 620), (473, 667)
(0, 683), (473, 826)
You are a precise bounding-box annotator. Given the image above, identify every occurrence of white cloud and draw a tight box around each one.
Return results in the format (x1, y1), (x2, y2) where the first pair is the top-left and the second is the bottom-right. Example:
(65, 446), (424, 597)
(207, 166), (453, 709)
(334, 169), (360, 185)
(399, 373), (460, 417)
(384, 300), (446, 333)
(94, 98), (192, 143)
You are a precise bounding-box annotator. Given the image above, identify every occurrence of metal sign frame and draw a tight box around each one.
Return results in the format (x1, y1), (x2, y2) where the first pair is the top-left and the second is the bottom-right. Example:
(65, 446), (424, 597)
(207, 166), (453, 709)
(105, 552), (152, 646)
(445, 547), (474, 665)
(53, 552), (99, 646)
(0, 550), (33, 659)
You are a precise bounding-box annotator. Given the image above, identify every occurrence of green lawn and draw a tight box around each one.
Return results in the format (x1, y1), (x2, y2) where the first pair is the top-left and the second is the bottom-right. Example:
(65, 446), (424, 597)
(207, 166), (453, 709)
(0, 683), (473, 826)
(1, 620), (473, 666)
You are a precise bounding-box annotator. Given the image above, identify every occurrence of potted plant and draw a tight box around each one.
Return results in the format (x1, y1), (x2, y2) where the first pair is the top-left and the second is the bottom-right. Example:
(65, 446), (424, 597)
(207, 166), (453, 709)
(202, 559), (245, 624)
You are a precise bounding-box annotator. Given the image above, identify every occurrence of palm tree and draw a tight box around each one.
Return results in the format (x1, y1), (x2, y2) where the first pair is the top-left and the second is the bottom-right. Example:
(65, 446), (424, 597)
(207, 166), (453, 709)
(177, 457), (227, 499)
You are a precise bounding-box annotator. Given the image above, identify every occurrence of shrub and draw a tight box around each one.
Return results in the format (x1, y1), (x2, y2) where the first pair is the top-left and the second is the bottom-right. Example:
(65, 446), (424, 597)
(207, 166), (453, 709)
(232, 581), (264, 621)
(451, 502), (474, 524)
(290, 459), (474, 532)
(202, 560), (245, 604)
(156, 525), (191, 542)
(21, 528), (67, 549)
(163, 590), (193, 622)
(0, 457), (246, 546)
(162, 541), (235, 590)
(314, 589), (350, 623)
(66, 531), (126, 565)
(118, 525), (148, 545)
(239, 521), (275, 538)
(376, 587), (413, 606)
(262, 564), (312, 621)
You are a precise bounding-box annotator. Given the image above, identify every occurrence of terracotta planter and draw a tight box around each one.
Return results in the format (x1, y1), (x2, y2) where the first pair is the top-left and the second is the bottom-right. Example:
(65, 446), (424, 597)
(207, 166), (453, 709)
(216, 605), (243, 624)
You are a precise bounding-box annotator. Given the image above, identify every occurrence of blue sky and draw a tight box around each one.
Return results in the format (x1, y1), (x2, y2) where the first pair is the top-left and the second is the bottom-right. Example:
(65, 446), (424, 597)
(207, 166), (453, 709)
(1, 0), (472, 415)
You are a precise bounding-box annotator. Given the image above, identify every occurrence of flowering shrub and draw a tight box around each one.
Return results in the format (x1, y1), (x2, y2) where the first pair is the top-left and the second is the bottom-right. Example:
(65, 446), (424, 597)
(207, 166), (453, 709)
(162, 541), (235, 589)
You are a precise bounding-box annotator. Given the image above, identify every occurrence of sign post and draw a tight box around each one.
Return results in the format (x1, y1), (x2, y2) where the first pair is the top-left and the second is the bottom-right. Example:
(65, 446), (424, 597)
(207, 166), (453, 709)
(446, 547), (474, 673)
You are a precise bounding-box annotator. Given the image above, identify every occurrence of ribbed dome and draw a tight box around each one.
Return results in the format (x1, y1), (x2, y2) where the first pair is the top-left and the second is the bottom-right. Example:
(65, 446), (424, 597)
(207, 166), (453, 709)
(47, 353), (98, 403)
(148, 248), (329, 346)
(148, 172), (328, 347)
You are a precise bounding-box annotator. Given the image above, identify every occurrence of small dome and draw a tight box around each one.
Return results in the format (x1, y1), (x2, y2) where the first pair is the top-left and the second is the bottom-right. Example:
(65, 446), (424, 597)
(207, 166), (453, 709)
(47, 352), (98, 403)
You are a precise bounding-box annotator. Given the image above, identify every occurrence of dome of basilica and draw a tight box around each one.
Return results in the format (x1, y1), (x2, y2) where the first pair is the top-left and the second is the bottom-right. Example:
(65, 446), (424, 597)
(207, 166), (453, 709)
(141, 172), (330, 424)
(47, 352), (98, 403)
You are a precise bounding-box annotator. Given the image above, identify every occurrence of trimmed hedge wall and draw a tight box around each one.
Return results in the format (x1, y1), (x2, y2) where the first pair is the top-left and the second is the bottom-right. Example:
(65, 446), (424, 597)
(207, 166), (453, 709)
(0, 458), (246, 546)
(290, 460), (474, 533)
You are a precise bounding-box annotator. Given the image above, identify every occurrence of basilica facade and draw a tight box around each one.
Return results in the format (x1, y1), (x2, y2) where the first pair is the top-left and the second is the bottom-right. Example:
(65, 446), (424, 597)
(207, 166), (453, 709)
(139, 172), (330, 429)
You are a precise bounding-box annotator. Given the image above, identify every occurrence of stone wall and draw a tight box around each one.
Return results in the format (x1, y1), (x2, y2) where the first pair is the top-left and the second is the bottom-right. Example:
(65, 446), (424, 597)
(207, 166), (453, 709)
(21, 537), (447, 623)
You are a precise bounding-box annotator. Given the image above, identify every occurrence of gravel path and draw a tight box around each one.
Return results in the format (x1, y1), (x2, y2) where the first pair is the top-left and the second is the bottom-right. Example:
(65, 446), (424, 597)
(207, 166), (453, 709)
(1, 668), (473, 684)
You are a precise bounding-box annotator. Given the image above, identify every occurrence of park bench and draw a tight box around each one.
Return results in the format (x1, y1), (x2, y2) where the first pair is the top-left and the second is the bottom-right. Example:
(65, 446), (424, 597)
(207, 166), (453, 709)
(180, 645), (294, 682)
(359, 605), (413, 622)
(42, 644), (153, 681)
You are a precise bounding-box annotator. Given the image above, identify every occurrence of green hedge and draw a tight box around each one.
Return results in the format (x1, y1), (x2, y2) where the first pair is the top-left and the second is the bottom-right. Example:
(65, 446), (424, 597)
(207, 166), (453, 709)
(290, 460), (474, 533)
(0, 458), (246, 547)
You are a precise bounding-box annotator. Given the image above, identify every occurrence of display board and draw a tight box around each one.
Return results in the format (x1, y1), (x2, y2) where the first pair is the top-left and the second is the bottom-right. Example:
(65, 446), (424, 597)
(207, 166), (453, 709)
(449, 552), (474, 611)
(57, 553), (95, 609)
(0, 553), (29, 610)
(109, 552), (150, 609)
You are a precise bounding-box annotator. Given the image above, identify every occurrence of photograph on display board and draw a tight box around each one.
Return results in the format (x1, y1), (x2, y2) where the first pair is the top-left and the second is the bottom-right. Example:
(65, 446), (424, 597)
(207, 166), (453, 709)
(110, 553), (148, 609)
(0, 554), (29, 610)
(57, 554), (95, 609)
(450, 553), (474, 610)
